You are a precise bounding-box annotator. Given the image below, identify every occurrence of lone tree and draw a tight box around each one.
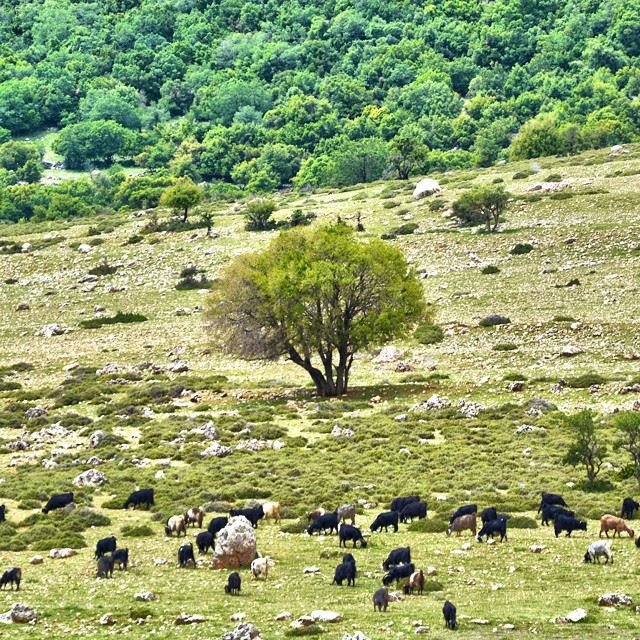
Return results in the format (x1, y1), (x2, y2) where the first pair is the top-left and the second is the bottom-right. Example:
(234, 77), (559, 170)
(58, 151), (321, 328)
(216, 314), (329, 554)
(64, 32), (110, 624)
(563, 409), (607, 486)
(614, 411), (640, 488)
(452, 185), (509, 232)
(206, 224), (425, 397)
(160, 177), (203, 223)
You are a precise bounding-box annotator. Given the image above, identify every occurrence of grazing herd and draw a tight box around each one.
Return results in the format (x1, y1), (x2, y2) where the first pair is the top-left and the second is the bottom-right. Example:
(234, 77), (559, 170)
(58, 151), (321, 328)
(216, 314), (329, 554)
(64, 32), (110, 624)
(3, 488), (640, 632)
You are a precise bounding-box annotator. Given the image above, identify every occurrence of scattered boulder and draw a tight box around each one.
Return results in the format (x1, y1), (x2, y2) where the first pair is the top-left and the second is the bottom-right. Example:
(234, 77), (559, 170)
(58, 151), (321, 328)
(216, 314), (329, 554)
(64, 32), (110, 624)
(222, 623), (262, 640)
(37, 324), (69, 337)
(0, 604), (37, 624)
(174, 613), (206, 625)
(49, 548), (77, 559)
(331, 424), (354, 438)
(88, 431), (105, 448)
(201, 442), (232, 458)
(15, 303), (30, 312)
(275, 612), (292, 621)
(135, 592), (157, 602)
(73, 469), (107, 488)
(507, 381), (525, 392)
(212, 516), (257, 569)
(560, 345), (583, 357)
(168, 361), (189, 373)
(21, 243), (32, 253)
(415, 626), (430, 634)
(303, 566), (320, 574)
(598, 594), (632, 607)
(29, 556), (43, 565)
(530, 545), (545, 554)
(99, 614), (116, 626)
(458, 399), (484, 418)
(343, 633), (369, 640)
(310, 610), (342, 623)
(77, 243), (93, 253)
(231, 612), (246, 622)
(515, 424), (541, 434)
(479, 314), (511, 327)
(471, 619), (490, 625)
(291, 616), (315, 630)
(527, 398), (557, 414)
(373, 346), (404, 363)
(426, 566), (437, 576)
(551, 608), (587, 624)
(412, 395), (451, 412)
(413, 178), (441, 199)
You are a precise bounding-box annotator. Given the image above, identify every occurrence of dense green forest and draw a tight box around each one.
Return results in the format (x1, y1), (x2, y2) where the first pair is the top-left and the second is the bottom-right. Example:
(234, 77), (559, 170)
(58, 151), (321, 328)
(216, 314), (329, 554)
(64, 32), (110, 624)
(1, 0), (639, 221)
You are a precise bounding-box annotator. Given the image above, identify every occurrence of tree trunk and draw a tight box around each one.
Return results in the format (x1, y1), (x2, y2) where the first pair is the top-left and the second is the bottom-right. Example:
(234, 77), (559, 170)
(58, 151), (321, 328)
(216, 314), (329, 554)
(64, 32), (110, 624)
(182, 207), (188, 223)
(288, 346), (338, 397)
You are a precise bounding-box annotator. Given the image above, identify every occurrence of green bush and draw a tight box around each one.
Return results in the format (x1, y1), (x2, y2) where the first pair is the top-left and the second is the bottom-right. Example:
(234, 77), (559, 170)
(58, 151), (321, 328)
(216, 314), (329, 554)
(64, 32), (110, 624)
(80, 312), (147, 329)
(545, 173), (563, 182)
(512, 171), (533, 180)
(281, 519), (309, 534)
(566, 373), (607, 388)
(121, 524), (155, 537)
(381, 222), (419, 239)
(493, 343), (518, 351)
(510, 243), (534, 255)
(481, 265), (500, 274)
(414, 322), (444, 345)
(408, 518), (448, 533)
(508, 515), (538, 529)
(423, 580), (444, 592)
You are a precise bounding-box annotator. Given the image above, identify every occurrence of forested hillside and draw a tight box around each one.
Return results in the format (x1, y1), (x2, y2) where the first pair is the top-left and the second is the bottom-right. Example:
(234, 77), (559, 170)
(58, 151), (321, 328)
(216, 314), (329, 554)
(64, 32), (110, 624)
(0, 0), (639, 221)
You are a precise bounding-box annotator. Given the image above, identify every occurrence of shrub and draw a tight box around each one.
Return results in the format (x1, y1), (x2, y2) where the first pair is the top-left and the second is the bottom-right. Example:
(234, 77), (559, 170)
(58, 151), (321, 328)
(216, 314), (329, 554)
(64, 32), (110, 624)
(80, 312), (148, 329)
(493, 343), (518, 351)
(245, 200), (276, 231)
(408, 518), (448, 533)
(481, 265), (500, 274)
(381, 222), (418, 239)
(451, 185), (509, 232)
(286, 209), (316, 228)
(545, 173), (563, 182)
(553, 314), (575, 322)
(281, 519), (308, 534)
(479, 314), (511, 327)
(414, 322), (444, 345)
(88, 260), (119, 276)
(510, 243), (534, 255)
(508, 515), (538, 529)
(512, 171), (533, 179)
(121, 524), (155, 537)
(383, 200), (400, 209)
(566, 373), (607, 388)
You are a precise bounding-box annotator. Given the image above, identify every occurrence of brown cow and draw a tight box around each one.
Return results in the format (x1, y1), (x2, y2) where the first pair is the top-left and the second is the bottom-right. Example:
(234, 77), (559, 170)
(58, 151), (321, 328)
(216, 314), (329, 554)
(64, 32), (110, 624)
(446, 513), (477, 537)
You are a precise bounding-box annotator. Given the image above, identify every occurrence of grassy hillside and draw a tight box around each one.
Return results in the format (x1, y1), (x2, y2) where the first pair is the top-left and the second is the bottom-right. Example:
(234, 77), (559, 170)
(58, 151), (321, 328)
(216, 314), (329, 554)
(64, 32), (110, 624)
(1, 146), (640, 638)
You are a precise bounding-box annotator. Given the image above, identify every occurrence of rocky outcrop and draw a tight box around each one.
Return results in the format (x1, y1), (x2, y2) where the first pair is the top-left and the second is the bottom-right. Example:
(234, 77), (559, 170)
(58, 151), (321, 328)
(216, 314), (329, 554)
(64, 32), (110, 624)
(213, 516), (257, 569)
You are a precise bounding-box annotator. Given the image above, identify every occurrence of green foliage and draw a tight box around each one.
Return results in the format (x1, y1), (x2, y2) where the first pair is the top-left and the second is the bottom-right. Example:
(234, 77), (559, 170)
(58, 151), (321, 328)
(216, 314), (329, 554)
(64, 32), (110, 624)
(508, 515), (538, 529)
(510, 243), (534, 255)
(160, 178), (204, 223)
(381, 222), (419, 239)
(408, 518), (448, 533)
(80, 311), (148, 329)
(452, 185), (509, 232)
(207, 224), (425, 396)
(0, 141), (43, 185)
(54, 120), (132, 169)
(510, 116), (564, 161)
(414, 322), (445, 345)
(563, 409), (607, 485)
(121, 524), (155, 537)
(566, 373), (607, 388)
(614, 411), (640, 489)
(481, 265), (500, 274)
(244, 200), (276, 232)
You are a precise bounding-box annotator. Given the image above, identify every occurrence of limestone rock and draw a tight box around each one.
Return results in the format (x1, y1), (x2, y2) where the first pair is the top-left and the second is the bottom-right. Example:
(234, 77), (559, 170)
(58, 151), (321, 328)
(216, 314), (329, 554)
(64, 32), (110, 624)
(89, 431), (105, 448)
(175, 613), (206, 625)
(37, 324), (69, 337)
(598, 594), (632, 607)
(73, 468), (107, 487)
(0, 604), (37, 624)
(413, 178), (441, 199)
(310, 610), (342, 623)
(222, 623), (262, 640)
(100, 614), (116, 625)
(135, 592), (157, 602)
(29, 556), (43, 565)
(49, 548), (77, 559)
(201, 442), (232, 458)
(275, 612), (292, 621)
(213, 516), (257, 569)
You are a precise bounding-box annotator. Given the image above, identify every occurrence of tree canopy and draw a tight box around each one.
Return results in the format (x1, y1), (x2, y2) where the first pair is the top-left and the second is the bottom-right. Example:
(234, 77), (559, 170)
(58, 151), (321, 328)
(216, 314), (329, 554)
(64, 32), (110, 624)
(0, 0), (639, 197)
(206, 224), (426, 396)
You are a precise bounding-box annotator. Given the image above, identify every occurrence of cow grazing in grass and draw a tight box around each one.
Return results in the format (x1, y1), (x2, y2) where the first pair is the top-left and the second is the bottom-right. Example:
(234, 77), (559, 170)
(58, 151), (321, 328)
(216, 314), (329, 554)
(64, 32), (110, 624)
(443, 600), (457, 630)
(621, 497), (640, 520)
(42, 492), (74, 514)
(178, 543), (195, 568)
(95, 536), (117, 559)
(554, 514), (587, 537)
(184, 507), (204, 528)
(449, 504), (477, 524)
(373, 587), (390, 612)
(225, 571), (241, 595)
(370, 511), (399, 533)
(123, 489), (154, 510)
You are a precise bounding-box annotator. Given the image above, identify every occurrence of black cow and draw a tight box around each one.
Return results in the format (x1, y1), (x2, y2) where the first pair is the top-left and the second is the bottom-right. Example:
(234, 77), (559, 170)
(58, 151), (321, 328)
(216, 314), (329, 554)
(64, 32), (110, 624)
(541, 504), (574, 526)
(400, 501), (427, 523)
(449, 504), (477, 524)
(112, 548), (129, 570)
(225, 571), (241, 595)
(370, 511), (399, 533)
(0, 504), (5, 523)
(230, 507), (263, 529)
(96, 555), (114, 579)
(636, 536), (640, 548)
(477, 517), (508, 542)
(196, 531), (214, 554)
(178, 543), (195, 568)
(554, 514), (587, 538)
(0, 567), (21, 590)
(42, 492), (74, 514)
(390, 495), (420, 512)
(443, 600), (457, 630)
(382, 562), (415, 586)
(342, 553), (356, 568)
(382, 546), (411, 570)
(338, 524), (367, 548)
(95, 536), (117, 559)
(480, 507), (497, 525)
(373, 587), (390, 612)
(123, 488), (154, 510)
(332, 561), (356, 586)
(622, 497), (640, 520)
(537, 492), (567, 513)
(307, 512), (339, 535)
(208, 516), (228, 537)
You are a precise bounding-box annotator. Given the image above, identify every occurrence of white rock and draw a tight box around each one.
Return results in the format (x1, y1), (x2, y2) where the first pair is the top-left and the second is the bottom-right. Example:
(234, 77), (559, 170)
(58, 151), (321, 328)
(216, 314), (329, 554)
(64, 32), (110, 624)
(0, 603), (37, 624)
(303, 566), (320, 574)
(230, 612), (246, 621)
(49, 548), (77, 559)
(275, 612), (292, 621)
(471, 619), (489, 625)
(77, 243), (93, 253)
(37, 324), (69, 337)
(73, 468), (107, 487)
(29, 556), (43, 565)
(21, 243), (32, 253)
(175, 613), (206, 625)
(598, 593), (632, 607)
(413, 178), (441, 199)
(100, 614), (116, 625)
(426, 566), (437, 576)
(310, 610), (342, 623)
(135, 592), (157, 602)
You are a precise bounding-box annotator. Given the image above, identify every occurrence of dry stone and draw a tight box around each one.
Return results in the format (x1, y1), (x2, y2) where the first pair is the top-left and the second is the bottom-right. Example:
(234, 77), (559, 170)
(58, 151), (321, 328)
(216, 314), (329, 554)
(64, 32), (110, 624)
(213, 516), (257, 569)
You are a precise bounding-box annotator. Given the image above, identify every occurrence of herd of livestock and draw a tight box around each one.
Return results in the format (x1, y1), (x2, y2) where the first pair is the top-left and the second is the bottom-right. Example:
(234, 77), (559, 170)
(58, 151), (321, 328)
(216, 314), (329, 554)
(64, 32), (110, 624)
(2, 489), (640, 629)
